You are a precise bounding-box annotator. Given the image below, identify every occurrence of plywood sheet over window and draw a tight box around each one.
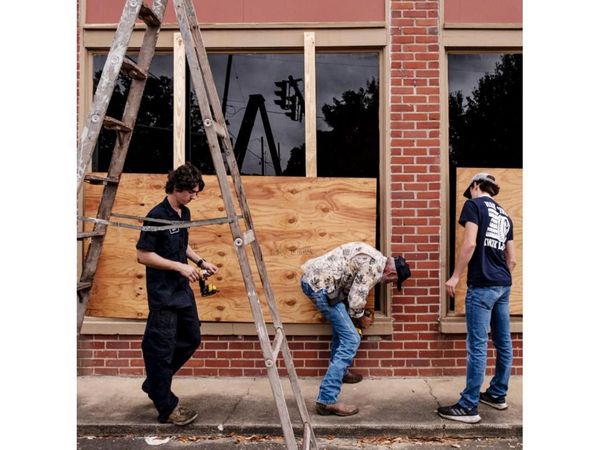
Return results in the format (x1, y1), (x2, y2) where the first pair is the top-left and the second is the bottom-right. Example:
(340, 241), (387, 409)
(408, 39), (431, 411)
(454, 168), (522, 315)
(84, 174), (377, 323)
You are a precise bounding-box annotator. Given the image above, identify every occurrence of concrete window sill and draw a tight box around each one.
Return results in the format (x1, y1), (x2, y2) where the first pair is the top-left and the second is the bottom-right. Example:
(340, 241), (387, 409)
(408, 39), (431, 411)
(80, 313), (394, 336)
(440, 316), (522, 334)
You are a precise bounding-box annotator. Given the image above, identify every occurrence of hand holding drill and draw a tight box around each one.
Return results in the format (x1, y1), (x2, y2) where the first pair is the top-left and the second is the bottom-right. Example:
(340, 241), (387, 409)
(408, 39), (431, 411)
(196, 259), (219, 297)
(352, 309), (375, 336)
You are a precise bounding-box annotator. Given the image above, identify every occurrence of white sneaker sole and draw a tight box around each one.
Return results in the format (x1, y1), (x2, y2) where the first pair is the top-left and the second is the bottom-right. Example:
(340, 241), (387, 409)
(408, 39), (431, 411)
(437, 412), (482, 424)
(480, 399), (508, 410)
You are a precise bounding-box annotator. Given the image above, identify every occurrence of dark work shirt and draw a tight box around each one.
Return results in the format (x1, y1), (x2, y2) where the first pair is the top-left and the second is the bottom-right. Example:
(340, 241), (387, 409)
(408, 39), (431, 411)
(136, 197), (195, 310)
(459, 196), (514, 287)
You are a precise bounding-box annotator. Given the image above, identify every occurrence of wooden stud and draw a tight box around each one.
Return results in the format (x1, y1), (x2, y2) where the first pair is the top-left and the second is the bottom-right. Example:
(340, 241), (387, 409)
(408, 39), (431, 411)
(304, 32), (316, 178)
(77, 0), (168, 333)
(173, 32), (186, 168)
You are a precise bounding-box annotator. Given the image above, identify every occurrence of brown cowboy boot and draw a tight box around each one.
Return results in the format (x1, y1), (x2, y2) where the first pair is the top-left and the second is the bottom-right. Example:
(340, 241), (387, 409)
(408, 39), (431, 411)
(316, 402), (359, 416)
(342, 370), (363, 384)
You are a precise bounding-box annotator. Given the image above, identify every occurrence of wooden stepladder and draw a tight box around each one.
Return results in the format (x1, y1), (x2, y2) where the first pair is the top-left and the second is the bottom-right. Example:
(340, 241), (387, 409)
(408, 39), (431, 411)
(77, 1), (318, 449)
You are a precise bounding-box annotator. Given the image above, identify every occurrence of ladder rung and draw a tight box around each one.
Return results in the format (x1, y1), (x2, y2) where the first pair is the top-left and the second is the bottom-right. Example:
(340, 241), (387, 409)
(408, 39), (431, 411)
(103, 116), (132, 133)
(78, 281), (92, 291)
(121, 57), (147, 80)
(139, 3), (161, 27)
(84, 174), (120, 185)
(77, 231), (106, 240)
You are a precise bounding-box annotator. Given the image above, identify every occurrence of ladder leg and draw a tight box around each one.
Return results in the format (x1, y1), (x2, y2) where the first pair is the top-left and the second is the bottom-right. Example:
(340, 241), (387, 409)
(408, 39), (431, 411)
(177, 0), (287, 329)
(78, 0), (144, 191)
(173, 1), (317, 447)
(282, 342), (319, 450)
(77, 0), (168, 334)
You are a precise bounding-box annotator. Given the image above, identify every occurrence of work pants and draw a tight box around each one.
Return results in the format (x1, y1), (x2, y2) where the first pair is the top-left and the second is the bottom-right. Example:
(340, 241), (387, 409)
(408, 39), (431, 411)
(141, 304), (201, 422)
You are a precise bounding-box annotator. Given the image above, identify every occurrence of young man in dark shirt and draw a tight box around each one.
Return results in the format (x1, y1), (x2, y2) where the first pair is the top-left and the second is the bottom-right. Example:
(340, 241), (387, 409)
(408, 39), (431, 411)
(136, 163), (218, 426)
(438, 173), (517, 424)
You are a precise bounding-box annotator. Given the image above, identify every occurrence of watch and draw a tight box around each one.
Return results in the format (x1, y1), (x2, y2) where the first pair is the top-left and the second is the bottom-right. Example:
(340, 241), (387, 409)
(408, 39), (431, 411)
(196, 258), (204, 267)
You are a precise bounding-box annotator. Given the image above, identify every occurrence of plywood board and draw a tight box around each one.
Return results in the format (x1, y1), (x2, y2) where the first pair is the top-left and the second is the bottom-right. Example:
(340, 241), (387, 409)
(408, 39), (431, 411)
(84, 174), (377, 323)
(454, 168), (522, 315)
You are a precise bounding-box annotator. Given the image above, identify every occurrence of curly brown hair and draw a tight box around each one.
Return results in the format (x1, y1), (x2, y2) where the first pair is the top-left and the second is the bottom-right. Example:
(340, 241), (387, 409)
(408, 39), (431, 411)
(165, 162), (205, 194)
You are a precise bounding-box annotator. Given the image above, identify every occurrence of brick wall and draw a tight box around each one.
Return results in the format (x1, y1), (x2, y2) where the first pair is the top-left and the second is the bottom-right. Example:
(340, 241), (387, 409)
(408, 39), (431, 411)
(77, 0), (523, 378)
(77, 334), (523, 377)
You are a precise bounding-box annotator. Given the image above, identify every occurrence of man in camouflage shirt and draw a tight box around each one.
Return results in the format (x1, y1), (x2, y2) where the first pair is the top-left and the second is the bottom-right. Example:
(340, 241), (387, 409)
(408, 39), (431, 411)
(301, 242), (410, 416)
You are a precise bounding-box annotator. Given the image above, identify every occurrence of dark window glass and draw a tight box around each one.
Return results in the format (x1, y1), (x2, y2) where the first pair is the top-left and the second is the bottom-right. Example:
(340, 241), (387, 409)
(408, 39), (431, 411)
(189, 54), (305, 176)
(315, 53), (379, 178)
(448, 53), (522, 169)
(92, 54), (174, 173)
(447, 53), (522, 309)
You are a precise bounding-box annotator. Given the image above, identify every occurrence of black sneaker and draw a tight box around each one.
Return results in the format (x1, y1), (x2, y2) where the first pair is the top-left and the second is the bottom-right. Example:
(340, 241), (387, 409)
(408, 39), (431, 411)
(437, 403), (481, 424)
(479, 391), (508, 410)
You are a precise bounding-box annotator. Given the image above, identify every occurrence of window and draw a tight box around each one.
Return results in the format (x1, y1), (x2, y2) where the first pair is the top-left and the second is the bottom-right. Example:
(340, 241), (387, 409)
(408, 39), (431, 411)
(92, 51), (380, 179)
(446, 52), (523, 313)
(92, 54), (174, 173)
(315, 53), (379, 178)
(185, 52), (380, 179)
(448, 53), (522, 171)
(189, 53), (305, 176)
(83, 30), (390, 332)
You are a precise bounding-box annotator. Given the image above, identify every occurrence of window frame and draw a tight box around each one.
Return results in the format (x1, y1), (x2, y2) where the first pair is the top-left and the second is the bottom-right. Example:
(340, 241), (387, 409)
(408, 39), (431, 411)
(79, 24), (393, 336)
(439, 26), (523, 333)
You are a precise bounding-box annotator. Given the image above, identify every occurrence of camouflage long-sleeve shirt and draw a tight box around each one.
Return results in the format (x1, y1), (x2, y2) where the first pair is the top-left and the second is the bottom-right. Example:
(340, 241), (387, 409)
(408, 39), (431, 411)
(300, 242), (387, 318)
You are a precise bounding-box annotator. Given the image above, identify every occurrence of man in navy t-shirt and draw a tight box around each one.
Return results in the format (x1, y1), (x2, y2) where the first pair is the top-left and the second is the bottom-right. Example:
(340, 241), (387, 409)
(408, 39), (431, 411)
(136, 163), (218, 426)
(437, 173), (517, 424)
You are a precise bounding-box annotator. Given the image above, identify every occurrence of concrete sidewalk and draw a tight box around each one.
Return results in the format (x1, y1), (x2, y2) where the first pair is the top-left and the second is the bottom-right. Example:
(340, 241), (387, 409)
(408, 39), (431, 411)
(77, 376), (522, 439)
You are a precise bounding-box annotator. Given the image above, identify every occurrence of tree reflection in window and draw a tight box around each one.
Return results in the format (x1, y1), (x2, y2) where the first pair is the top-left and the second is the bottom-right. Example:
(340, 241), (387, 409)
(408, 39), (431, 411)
(285, 53), (380, 178)
(92, 54), (174, 173)
(449, 53), (522, 169)
(92, 52), (380, 178)
(190, 54), (305, 176)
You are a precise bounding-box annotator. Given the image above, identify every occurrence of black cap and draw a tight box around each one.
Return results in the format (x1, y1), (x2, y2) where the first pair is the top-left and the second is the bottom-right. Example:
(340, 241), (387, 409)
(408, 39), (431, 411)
(394, 256), (411, 290)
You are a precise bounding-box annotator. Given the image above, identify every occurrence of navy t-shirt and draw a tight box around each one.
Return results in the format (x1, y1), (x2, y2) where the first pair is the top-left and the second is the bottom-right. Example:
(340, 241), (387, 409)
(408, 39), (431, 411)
(459, 196), (514, 287)
(136, 197), (195, 310)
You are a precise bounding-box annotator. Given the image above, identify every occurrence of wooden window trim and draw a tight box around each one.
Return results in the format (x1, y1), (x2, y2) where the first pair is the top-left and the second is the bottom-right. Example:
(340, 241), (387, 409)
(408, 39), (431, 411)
(82, 28), (387, 50)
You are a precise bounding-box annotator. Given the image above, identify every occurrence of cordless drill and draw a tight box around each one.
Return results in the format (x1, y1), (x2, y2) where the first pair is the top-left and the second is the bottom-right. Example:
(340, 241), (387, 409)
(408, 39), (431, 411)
(352, 309), (374, 337)
(196, 268), (219, 297)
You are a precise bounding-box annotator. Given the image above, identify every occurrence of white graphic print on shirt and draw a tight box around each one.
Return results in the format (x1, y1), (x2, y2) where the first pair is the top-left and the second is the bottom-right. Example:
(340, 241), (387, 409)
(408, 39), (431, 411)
(483, 201), (510, 251)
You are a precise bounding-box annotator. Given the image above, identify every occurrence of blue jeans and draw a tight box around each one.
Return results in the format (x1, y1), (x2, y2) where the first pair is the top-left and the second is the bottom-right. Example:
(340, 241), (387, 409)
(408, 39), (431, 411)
(301, 278), (361, 405)
(459, 286), (513, 409)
